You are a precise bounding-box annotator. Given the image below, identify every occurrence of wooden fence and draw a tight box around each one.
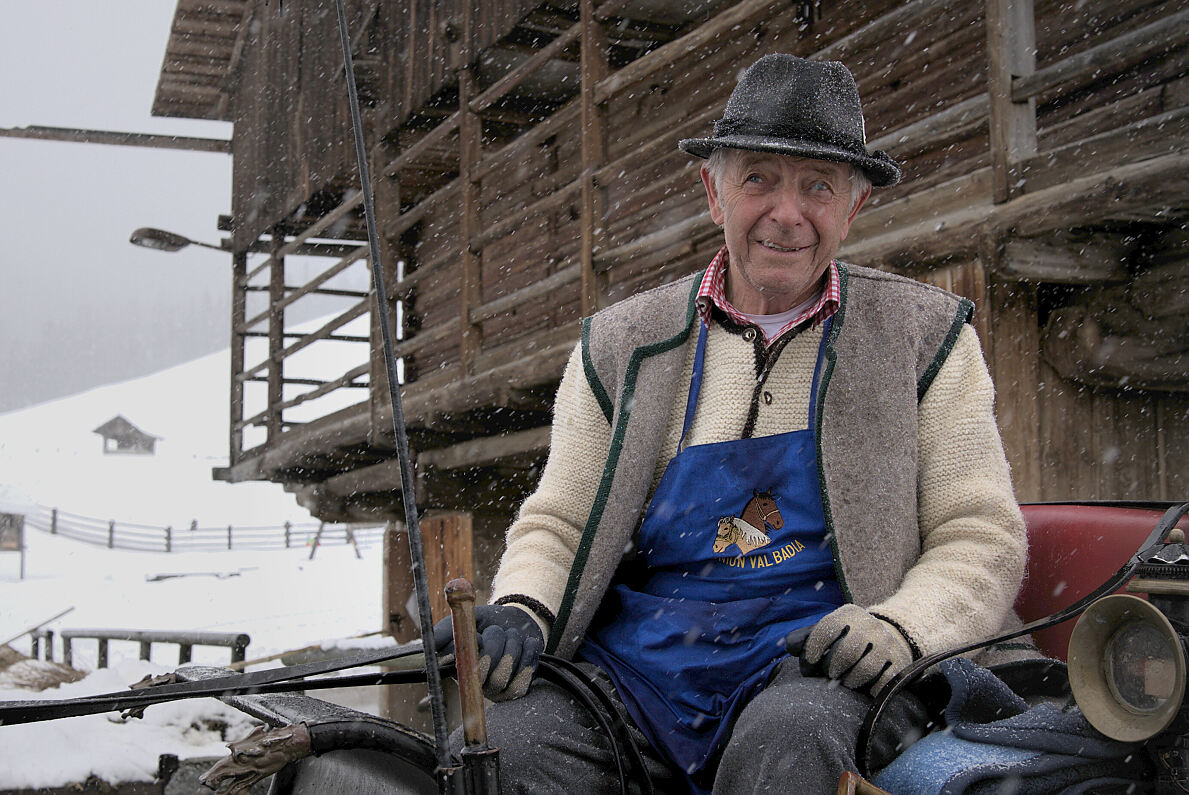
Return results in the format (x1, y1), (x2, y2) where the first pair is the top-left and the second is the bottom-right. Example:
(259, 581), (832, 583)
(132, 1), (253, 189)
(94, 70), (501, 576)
(22, 506), (384, 554)
(30, 627), (251, 669)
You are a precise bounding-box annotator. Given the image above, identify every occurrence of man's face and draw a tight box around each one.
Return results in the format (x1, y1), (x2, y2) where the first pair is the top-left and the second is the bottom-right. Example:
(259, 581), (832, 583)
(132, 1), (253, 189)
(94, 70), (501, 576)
(701, 151), (869, 315)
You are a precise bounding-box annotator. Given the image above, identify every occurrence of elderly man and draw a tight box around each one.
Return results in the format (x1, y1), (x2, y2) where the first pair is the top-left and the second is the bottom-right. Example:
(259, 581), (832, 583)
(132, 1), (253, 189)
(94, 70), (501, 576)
(436, 54), (1028, 792)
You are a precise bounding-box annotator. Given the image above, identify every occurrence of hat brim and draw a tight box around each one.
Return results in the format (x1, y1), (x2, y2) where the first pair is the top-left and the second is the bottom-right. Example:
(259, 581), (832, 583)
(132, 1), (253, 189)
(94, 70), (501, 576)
(678, 134), (901, 187)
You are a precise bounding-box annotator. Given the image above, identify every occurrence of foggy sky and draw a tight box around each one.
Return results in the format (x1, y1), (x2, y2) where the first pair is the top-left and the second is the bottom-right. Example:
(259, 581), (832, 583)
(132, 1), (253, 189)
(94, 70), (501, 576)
(0, 2), (234, 413)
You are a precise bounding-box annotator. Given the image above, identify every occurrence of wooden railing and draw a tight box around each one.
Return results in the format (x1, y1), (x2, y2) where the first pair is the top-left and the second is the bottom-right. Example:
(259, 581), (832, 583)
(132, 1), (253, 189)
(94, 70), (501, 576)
(31, 627), (250, 669)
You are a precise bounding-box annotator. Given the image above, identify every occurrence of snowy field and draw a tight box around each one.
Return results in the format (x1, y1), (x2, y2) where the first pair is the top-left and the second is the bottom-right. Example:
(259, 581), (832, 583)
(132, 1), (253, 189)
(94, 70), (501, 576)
(0, 337), (393, 789)
(0, 531), (384, 789)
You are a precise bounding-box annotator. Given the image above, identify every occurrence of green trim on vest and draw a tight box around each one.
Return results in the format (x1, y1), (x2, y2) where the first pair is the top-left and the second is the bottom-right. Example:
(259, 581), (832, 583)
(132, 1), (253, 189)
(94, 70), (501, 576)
(582, 318), (614, 424)
(547, 274), (704, 654)
(818, 262), (852, 603)
(917, 298), (974, 401)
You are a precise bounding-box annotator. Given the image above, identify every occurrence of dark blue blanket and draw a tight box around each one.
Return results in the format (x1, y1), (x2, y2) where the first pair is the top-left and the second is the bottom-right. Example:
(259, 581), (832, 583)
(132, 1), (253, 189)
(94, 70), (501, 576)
(873, 658), (1146, 794)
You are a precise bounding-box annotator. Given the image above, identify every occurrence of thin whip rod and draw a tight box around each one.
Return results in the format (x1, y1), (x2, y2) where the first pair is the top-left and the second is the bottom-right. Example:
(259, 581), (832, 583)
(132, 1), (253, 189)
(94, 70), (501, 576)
(332, 0), (450, 770)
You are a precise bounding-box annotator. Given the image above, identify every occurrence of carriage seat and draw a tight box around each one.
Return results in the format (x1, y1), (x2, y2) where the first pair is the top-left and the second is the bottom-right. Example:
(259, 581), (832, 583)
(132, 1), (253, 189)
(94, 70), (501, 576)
(1014, 502), (1189, 661)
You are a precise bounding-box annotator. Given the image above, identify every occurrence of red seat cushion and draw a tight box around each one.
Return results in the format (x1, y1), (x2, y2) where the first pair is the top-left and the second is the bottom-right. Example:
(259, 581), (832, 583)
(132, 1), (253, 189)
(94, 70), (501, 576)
(1015, 504), (1187, 661)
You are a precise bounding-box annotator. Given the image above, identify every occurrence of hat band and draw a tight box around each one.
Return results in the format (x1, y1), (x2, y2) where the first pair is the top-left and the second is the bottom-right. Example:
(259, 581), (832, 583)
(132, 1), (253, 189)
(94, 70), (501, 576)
(712, 117), (867, 157)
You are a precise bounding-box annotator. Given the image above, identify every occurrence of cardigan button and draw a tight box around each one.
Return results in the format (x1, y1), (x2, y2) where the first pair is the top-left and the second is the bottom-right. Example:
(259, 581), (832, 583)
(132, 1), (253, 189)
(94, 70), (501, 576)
(763, 391), (773, 405)
(743, 327), (757, 342)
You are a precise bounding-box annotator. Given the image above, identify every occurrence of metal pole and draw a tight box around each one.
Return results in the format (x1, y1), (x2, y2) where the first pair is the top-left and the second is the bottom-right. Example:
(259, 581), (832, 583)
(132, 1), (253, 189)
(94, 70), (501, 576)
(332, 0), (450, 772)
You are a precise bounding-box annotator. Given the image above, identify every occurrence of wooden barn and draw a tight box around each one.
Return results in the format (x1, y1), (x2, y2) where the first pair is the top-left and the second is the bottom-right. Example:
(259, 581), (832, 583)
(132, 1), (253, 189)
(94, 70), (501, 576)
(151, 0), (1187, 642)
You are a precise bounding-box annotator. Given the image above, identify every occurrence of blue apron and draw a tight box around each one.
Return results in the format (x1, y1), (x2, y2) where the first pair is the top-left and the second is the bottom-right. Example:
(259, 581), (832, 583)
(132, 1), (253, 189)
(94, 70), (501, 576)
(578, 319), (843, 791)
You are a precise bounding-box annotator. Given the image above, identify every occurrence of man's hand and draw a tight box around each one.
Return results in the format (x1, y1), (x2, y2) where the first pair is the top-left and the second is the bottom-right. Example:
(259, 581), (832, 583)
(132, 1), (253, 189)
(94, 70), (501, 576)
(799, 604), (913, 695)
(432, 604), (544, 702)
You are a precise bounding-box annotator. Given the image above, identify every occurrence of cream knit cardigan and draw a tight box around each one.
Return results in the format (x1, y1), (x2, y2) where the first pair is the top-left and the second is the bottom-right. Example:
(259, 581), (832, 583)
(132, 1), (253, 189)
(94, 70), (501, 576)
(492, 269), (1028, 663)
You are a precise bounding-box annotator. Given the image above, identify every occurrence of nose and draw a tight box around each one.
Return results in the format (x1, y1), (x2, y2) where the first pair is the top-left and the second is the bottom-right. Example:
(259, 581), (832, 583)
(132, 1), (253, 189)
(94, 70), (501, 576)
(766, 186), (806, 228)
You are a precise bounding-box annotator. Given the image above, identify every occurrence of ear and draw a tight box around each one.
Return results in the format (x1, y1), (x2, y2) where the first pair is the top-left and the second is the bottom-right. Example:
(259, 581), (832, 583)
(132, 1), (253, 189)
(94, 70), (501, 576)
(839, 182), (871, 243)
(845, 183), (871, 224)
(700, 165), (725, 227)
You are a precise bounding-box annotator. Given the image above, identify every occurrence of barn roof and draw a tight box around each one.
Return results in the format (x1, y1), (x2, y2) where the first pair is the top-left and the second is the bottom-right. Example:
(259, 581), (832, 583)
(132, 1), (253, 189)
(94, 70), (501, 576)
(93, 415), (161, 442)
(151, 0), (251, 121)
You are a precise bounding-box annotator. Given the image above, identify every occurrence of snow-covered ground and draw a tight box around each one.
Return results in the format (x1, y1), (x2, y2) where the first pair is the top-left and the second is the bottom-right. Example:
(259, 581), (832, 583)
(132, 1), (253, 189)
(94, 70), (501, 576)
(0, 338), (392, 789)
(0, 531), (384, 789)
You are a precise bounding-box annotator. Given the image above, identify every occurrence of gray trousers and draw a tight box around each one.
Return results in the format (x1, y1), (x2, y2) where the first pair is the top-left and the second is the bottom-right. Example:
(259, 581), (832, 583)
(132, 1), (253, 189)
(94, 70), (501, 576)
(469, 658), (930, 794)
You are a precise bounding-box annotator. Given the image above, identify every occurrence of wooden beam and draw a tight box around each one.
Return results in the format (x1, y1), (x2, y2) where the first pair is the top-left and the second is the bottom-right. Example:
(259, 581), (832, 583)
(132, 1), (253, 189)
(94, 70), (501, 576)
(379, 115), (461, 180)
(469, 179), (581, 252)
(985, 0), (1037, 203)
(266, 230), (285, 443)
(459, 66), (483, 375)
(238, 300), (370, 381)
(386, 332), (578, 428)
(0, 125), (230, 154)
(421, 513), (474, 624)
(843, 152), (1189, 271)
(419, 426), (552, 471)
(216, 406), (372, 484)
(470, 24), (582, 115)
(996, 234), (1130, 284)
(229, 251), (247, 465)
(324, 458), (403, 498)
(1011, 10), (1189, 104)
(470, 264), (581, 324)
(595, 211), (715, 272)
(867, 94), (989, 157)
(594, 0), (782, 104)
(319, 424), (550, 503)
(580, 0), (610, 316)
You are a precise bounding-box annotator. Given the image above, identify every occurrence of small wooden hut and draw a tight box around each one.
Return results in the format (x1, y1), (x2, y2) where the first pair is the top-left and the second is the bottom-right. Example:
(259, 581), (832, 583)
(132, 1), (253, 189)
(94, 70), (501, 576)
(152, 0), (1188, 641)
(92, 415), (160, 455)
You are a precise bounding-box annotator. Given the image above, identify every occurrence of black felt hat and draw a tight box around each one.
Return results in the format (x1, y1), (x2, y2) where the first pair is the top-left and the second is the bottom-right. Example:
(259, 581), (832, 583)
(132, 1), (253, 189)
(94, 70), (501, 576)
(679, 54), (901, 187)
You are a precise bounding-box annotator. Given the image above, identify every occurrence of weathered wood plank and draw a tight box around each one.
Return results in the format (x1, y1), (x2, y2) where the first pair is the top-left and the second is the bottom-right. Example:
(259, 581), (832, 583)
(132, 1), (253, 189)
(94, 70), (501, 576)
(986, 0), (1037, 203)
(1012, 9), (1189, 103)
(997, 234), (1130, 284)
(0, 126), (230, 154)
(419, 426), (552, 470)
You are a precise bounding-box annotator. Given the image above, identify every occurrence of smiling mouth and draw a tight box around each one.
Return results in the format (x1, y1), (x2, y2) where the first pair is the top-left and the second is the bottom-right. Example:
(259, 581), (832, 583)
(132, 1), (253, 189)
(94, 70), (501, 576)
(758, 240), (812, 253)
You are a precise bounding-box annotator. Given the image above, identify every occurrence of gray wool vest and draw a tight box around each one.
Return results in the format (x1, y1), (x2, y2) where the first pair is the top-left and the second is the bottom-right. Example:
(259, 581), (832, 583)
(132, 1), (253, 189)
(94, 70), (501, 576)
(546, 262), (973, 658)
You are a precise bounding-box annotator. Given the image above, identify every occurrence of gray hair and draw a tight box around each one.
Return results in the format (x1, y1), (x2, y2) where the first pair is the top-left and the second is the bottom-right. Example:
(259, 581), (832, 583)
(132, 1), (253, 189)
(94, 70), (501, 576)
(704, 148), (871, 212)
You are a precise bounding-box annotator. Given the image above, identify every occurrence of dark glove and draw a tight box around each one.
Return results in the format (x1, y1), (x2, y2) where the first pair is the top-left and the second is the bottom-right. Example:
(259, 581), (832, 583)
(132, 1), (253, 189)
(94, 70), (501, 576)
(432, 604), (544, 702)
(798, 604), (914, 695)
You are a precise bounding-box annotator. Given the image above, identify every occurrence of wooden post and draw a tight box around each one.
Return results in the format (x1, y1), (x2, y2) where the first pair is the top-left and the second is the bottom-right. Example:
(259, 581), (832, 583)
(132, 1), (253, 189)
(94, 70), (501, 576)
(139, 641), (152, 661)
(267, 228), (286, 441)
(98, 639), (109, 669)
(63, 637), (73, 668)
(382, 520), (415, 640)
(43, 630), (52, 662)
(580, 0), (610, 316)
(227, 524), (233, 550)
(459, 64), (483, 374)
(165, 526), (172, 553)
(230, 250), (248, 463)
(986, 277), (1043, 502)
(369, 136), (404, 426)
(986, 0), (1037, 203)
(50, 508), (57, 534)
(179, 644), (192, 664)
(107, 520), (115, 549)
(308, 521), (326, 560)
(421, 512), (476, 626)
(284, 521), (292, 548)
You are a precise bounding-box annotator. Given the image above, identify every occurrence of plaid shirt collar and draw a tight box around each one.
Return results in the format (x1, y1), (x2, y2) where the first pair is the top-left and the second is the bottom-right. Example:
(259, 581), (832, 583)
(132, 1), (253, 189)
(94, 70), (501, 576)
(695, 246), (840, 344)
